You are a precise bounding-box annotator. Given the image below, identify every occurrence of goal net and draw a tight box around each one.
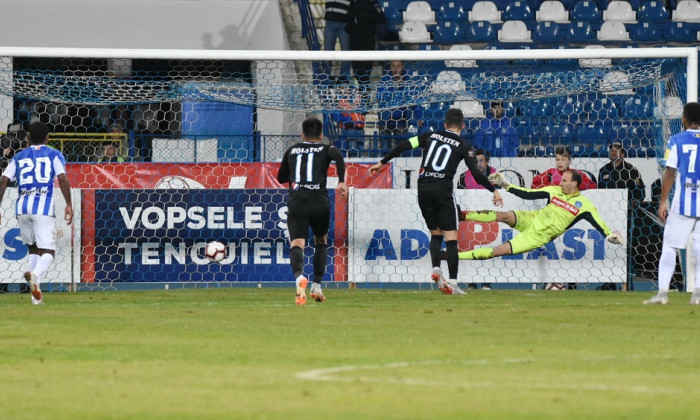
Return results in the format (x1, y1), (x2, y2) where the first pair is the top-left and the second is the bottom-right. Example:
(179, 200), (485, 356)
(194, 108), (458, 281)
(0, 47), (695, 290)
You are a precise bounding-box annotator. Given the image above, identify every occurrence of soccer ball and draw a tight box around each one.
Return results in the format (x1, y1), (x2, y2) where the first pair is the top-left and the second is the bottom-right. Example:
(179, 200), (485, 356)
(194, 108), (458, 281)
(205, 241), (226, 262)
(545, 282), (566, 291)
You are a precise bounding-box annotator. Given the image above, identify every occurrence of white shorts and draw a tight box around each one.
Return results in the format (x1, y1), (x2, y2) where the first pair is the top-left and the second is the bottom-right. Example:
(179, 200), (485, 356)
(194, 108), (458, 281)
(663, 211), (700, 249)
(18, 214), (57, 250)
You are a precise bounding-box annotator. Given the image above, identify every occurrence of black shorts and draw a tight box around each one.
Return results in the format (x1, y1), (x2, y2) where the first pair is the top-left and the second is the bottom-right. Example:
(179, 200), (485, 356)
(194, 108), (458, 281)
(417, 183), (458, 232)
(287, 195), (331, 241)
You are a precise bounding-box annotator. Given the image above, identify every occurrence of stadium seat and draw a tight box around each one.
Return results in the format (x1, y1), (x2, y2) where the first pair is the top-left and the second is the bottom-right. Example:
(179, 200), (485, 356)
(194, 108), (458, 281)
(638, 0), (670, 23)
(430, 70), (466, 95)
(543, 123), (574, 145)
(623, 96), (654, 119)
(503, 1), (534, 23)
(597, 21), (631, 41)
(666, 22), (697, 43)
(590, 97), (619, 121)
(673, 0), (700, 23)
(603, 1), (637, 23)
(454, 100), (485, 118)
(381, 1), (404, 26)
(403, 1), (437, 24)
(399, 21), (433, 43)
(629, 22), (662, 43)
(533, 21), (564, 45)
(466, 21), (498, 42)
(437, 2), (466, 22)
(536, 1), (570, 23)
(555, 96), (586, 123)
(602, 71), (634, 95)
(433, 21), (464, 43)
(571, 1), (602, 23)
(568, 21), (597, 44)
(445, 44), (478, 68)
(469, 1), (502, 23)
(654, 96), (683, 119)
(498, 20), (533, 42)
(578, 45), (612, 67)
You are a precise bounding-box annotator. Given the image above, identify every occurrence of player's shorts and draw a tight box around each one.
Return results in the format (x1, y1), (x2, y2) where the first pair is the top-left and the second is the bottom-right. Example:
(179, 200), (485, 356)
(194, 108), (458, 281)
(508, 210), (555, 255)
(417, 184), (458, 231)
(286, 196), (330, 241)
(18, 214), (57, 250)
(663, 211), (700, 249)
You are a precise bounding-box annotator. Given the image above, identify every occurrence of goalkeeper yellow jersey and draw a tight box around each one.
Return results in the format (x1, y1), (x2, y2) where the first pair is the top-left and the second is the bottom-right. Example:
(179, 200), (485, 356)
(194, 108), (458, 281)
(506, 184), (613, 238)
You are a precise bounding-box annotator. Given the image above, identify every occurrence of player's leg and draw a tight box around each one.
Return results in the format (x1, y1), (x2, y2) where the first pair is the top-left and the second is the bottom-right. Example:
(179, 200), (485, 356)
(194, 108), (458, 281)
(460, 209), (516, 227)
(18, 215), (43, 304)
(645, 212), (693, 305)
(434, 194), (465, 295)
(457, 226), (540, 260)
(690, 220), (700, 304)
(309, 203), (330, 303)
(287, 199), (310, 305)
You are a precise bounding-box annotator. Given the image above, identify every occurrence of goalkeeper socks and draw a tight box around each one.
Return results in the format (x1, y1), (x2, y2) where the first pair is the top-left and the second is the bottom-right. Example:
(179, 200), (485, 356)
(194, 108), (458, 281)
(657, 244), (676, 293)
(313, 243), (328, 280)
(430, 235), (443, 269)
(458, 247), (494, 260)
(445, 240), (458, 280)
(33, 253), (54, 282)
(290, 246), (304, 278)
(464, 210), (497, 223)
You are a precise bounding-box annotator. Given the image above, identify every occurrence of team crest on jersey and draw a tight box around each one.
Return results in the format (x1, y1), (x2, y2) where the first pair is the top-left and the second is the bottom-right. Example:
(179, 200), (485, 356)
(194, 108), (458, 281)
(575, 201), (583, 208)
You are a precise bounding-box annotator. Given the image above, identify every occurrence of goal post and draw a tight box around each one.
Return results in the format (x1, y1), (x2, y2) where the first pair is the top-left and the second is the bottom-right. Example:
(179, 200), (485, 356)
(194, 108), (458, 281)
(0, 46), (696, 290)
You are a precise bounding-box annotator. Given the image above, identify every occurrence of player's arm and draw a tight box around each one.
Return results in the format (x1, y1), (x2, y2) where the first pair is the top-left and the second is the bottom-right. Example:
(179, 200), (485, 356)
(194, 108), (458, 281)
(0, 175), (10, 225)
(329, 146), (349, 199)
(57, 173), (73, 225)
(369, 134), (419, 176)
(463, 155), (495, 192)
(574, 201), (623, 244)
(277, 150), (291, 184)
(503, 184), (552, 201)
(659, 166), (676, 222)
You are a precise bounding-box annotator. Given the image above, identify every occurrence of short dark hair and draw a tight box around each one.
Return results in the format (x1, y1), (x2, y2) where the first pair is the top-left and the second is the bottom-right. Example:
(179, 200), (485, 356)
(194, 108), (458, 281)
(28, 122), (49, 145)
(566, 169), (582, 187)
(555, 146), (571, 157)
(683, 102), (700, 125)
(302, 117), (323, 140)
(444, 108), (464, 129)
(474, 148), (490, 161)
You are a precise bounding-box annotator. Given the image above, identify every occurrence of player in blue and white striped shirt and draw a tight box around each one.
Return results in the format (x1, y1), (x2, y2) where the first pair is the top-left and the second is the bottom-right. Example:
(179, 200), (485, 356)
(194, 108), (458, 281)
(645, 102), (700, 305)
(0, 122), (73, 305)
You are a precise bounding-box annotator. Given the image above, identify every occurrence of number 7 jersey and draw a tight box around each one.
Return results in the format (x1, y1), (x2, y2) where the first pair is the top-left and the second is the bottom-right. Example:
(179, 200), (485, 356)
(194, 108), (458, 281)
(2, 145), (67, 217)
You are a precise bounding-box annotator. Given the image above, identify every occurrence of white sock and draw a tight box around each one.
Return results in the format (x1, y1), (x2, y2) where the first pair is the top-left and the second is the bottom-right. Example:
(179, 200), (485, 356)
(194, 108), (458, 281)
(657, 244), (676, 294)
(32, 254), (54, 284)
(27, 254), (39, 272)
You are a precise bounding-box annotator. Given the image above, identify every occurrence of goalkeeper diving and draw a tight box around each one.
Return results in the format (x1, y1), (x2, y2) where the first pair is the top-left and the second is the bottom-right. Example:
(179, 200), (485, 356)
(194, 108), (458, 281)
(453, 169), (624, 260)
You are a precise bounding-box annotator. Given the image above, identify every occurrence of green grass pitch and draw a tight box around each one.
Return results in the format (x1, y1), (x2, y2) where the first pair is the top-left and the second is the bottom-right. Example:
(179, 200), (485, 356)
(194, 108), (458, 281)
(1, 288), (699, 419)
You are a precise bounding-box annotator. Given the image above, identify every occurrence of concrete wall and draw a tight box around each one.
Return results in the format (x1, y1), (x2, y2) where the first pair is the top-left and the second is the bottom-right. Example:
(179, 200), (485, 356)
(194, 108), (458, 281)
(0, 0), (287, 50)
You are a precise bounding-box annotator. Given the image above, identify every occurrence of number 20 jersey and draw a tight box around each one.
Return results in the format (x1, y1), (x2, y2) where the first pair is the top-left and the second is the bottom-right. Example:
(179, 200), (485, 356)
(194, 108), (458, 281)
(665, 128), (700, 217)
(2, 145), (67, 217)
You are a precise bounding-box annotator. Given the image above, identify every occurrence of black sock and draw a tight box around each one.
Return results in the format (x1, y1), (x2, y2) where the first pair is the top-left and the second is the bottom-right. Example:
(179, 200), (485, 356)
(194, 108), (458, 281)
(290, 246), (304, 278)
(430, 235), (443, 269)
(313, 242), (328, 281)
(446, 240), (458, 280)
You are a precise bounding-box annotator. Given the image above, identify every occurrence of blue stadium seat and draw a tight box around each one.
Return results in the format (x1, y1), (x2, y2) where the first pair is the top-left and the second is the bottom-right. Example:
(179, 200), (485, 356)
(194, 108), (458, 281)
(629, 22), (662, 43)
(589, 97), (619, 122)
(543, 123), (575, 145)
(568, 21), (597, 43)
(466, 21), (498, 42)
(533, 21), (564, 45)
(555, 96), (586, 123)
(503, 1), (534, 23)
(421, 101), (451, 132)
(624, 97), (653, 120)
(638, 0), (670, 23)
(381, 1), (406, 25)
(436, 2), (466, 22)
(572, 1), (602, 23)
(666, 22), (697, 43)
(433, 21), (465, 43)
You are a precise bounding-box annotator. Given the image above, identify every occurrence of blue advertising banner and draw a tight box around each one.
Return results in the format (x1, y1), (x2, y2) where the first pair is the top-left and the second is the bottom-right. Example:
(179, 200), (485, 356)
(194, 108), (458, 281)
(94, 189), (336, 282)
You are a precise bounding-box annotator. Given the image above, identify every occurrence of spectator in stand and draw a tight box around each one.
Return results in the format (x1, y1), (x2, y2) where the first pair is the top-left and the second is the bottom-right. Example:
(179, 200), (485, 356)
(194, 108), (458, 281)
(598, 142), (645, 203)
(330, 82), (366, 157)
(345, 0), (385, 92)
(532, 146), (597, 190)
(324, 0), (352, 81)
(376, 60), (421, 150)
(597, 142), (645, 291)
(457, 148), (497, 290)
(473, 102), (520, 158)
(98, 142), (124, 163)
